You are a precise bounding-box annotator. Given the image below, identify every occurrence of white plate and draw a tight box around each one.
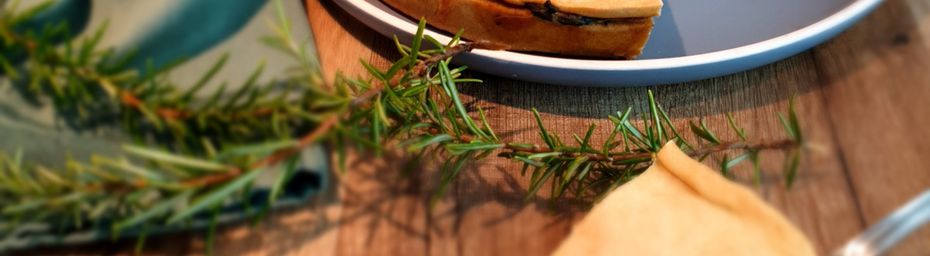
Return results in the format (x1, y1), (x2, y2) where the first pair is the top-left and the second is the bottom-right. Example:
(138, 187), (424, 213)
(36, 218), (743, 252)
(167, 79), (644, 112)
(333, 0), (883, 86)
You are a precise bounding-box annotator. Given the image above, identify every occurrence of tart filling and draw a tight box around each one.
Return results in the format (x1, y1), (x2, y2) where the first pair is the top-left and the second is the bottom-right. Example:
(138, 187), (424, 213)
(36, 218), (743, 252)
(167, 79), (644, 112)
(547, 0), (663, 19)
(500, 0), (663, 24)
(524, 1), (648, 26)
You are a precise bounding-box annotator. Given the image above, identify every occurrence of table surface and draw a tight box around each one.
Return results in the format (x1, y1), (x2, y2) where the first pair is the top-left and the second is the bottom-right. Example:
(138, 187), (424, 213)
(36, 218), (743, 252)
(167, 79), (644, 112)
(32, 0), (930, 255)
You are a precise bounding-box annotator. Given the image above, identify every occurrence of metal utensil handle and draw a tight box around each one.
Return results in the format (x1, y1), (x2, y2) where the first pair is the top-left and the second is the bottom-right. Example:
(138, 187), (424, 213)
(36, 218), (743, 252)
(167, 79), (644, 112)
(835, 190), (930, 256)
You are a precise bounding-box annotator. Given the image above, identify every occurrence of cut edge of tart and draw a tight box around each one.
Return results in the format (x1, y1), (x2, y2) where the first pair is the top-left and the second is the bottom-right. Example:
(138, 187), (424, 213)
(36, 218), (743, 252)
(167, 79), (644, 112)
(381, 0), (664, 59)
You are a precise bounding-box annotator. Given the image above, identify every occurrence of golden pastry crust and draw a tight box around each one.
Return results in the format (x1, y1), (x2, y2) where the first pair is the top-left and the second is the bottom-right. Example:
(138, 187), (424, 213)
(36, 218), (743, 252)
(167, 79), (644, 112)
(381, 0), (657, 58)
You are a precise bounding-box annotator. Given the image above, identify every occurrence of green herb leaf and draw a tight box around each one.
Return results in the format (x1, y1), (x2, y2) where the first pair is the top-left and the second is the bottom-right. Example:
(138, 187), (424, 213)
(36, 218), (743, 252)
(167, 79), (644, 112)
(123, 145), (229, 172)
(444, 142), (503, 155)
(167, 168), (262, 224)
(268, 157), (299, 204)
(689, 120), (722, 145)
(647, 90), (663, 149)
(784, 147), (801, 188)
(532, 108), (556, 150)
(113, 191), (194, 231)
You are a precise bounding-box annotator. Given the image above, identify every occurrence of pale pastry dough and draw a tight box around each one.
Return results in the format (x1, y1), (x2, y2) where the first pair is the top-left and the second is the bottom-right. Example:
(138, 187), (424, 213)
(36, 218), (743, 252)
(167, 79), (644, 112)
(553, 143), (815, 256)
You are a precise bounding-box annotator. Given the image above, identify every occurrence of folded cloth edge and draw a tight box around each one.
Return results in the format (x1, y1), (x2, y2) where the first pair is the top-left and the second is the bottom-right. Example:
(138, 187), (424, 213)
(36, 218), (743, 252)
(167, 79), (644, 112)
(655, 142), (814, 255)
(552, 142), (816, 256)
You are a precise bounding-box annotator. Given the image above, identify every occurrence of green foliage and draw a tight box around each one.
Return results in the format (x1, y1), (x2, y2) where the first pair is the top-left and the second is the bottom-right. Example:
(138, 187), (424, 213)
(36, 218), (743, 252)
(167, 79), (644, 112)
(0, 0), (806, 251)
(0, 0), (340, 248)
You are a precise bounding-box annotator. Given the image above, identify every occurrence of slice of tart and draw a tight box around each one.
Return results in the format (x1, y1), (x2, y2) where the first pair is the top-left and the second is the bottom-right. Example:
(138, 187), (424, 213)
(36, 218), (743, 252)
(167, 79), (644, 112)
(381, 0), (663, 59)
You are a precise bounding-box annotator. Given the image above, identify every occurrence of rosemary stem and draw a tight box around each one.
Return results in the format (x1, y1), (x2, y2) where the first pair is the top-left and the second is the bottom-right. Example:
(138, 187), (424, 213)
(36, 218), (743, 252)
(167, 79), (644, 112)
(498, 140), (797, 163)
(351, 42), (478, 106)
(173, 43), (485, 188)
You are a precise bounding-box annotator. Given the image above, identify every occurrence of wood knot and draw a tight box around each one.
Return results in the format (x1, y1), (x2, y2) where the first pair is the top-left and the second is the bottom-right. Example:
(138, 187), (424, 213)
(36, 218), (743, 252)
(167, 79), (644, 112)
(892, 33), (910, 46)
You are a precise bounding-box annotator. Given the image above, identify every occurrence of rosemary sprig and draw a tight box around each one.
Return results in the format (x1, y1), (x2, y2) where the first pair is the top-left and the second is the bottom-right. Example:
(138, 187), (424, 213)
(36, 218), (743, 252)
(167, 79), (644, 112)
(0, 0), (804, 252)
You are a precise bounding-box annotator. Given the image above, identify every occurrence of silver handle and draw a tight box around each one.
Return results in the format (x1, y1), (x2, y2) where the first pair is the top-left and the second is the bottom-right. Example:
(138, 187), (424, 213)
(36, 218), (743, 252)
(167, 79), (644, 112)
(835, 190), (930, 256)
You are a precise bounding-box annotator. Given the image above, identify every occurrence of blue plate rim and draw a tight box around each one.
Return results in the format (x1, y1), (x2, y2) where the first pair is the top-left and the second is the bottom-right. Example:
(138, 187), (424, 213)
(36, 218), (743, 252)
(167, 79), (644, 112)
(334, 0), (883, 86)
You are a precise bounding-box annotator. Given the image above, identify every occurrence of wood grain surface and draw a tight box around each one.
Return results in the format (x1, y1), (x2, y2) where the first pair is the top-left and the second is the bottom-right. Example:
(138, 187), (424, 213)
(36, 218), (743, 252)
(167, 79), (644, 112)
(304, 0), (930, 255)
(25, 0), (930, 255)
